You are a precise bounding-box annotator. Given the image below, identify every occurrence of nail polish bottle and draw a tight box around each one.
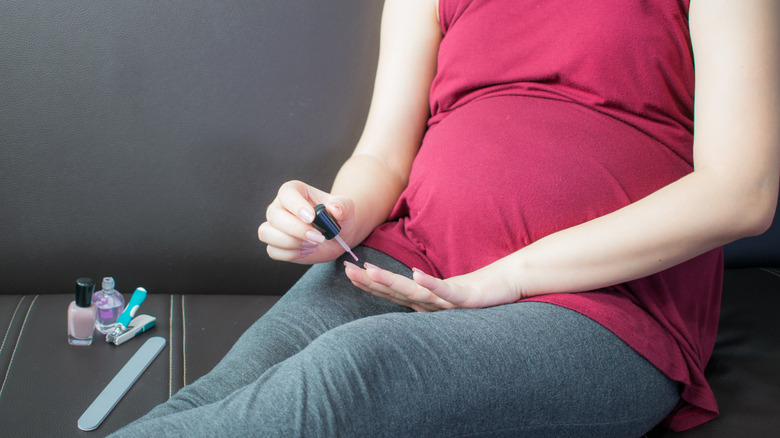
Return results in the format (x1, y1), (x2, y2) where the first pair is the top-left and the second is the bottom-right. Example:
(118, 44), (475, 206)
(68, 277), (97, 346)
(93, 277), (124, 334)
(312, 204), (359, 261)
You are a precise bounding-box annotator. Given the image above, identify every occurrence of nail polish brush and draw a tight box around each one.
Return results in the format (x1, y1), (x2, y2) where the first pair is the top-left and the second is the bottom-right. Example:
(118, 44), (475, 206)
(311, 204), (358, 261)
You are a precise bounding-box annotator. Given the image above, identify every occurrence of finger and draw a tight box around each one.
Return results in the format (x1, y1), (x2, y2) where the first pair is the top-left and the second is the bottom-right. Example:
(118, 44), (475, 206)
(276, 180), (328, 224)
(266, 202), (325, 244)
(344, 262), (417, 305)
(356, 263), (456, 311)
(344, 262), (405, 298)
(323, 198), (351, 223)
(412, 268), (467, 305)
(266, 243), (312, 263)
(364, 263), (437, 303)
(257, 221), (312, 250)
(415, 268), (483, 308)
(347, 275), (443, 312)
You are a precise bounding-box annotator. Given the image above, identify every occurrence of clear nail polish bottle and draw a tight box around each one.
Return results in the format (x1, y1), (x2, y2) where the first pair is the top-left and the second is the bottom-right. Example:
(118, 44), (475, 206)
(93, 277), (125, 334)
(68, 277), (97, 346)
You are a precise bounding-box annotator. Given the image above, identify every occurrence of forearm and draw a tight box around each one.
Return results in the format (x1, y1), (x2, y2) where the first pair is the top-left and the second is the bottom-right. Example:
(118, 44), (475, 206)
(485, 0), (780, 299)
(326, 0), (439, 246)
(498, 169), (778, 298)
(344, 0), (780, 311)
(330, 152), (410, 246)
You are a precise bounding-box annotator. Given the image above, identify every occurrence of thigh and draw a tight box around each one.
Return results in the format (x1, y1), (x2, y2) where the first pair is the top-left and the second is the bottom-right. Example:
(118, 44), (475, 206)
(137, 246), (412, 421)
(128, 302), (679, 437)
(219, 246), (413, 375)
(298, 302), (680, 437)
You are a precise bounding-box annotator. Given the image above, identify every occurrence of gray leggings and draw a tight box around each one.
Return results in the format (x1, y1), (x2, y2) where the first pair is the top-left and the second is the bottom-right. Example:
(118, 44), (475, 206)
(111, 246), (680, 437)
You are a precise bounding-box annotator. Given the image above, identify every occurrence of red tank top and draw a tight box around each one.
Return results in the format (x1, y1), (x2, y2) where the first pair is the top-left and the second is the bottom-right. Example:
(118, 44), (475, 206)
(363, 0), (720, 430)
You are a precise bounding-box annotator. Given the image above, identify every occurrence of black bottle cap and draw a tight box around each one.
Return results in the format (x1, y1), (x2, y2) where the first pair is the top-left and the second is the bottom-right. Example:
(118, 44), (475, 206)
(75, 277), (95, 308)
(311, 204), (340, 240)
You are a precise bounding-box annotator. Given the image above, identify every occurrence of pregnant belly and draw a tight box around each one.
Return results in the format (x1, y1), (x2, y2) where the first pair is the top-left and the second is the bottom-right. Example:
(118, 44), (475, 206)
(392, 96), (691, 277)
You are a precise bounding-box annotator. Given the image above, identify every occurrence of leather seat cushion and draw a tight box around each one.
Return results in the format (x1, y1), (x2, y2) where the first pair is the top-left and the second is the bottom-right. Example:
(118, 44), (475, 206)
(1, 268), (778, 437)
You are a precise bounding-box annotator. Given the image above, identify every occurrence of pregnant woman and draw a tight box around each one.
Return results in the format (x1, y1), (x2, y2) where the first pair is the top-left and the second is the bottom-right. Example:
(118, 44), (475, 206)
(113, 0), (779, 436)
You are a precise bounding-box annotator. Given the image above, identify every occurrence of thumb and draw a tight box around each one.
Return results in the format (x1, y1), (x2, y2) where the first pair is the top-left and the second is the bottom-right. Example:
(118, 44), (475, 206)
(413, 269), (470, 307)
(323, 197), (352, 223)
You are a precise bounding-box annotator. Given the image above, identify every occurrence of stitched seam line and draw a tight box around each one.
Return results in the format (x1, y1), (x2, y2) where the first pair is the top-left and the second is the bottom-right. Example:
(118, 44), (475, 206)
(0, 297), (25, 358)
(760, 267), (780, 279)
(0, 295), (38, 399)
(182, 295), (187, 387)
(169, 294), (174, 399)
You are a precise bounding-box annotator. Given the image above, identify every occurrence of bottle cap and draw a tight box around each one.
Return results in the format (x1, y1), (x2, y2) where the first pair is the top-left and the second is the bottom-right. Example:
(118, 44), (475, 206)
(102, 277), (115, 291)
(311, 204), (341, 240)
(75, 277), (95, 307)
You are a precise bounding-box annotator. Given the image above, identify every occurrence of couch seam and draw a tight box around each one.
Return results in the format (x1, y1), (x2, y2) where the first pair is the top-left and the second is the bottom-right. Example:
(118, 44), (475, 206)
(182, 295), (187, 387)
(0, 295), (37, 400)
(0, 296), (26, 358)
(168, 294), (174, 399)
(760, 267), (780, 279)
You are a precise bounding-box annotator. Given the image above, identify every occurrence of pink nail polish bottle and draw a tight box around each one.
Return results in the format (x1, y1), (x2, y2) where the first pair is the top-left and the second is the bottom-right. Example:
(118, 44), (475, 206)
(68, 277), (97, 346)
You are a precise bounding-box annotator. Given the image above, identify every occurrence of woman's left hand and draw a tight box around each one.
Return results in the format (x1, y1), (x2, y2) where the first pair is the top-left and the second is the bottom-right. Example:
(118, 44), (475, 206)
(343, 261), (522, 312)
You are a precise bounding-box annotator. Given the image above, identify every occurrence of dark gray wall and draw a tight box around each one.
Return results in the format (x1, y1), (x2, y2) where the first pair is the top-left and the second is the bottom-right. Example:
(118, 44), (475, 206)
(1, 0), (777, 295)
(1, 1), (385, 294)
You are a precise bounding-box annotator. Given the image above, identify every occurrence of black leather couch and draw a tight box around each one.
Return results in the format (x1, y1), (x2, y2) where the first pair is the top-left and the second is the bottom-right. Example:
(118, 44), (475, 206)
(1, 2), (778, 436)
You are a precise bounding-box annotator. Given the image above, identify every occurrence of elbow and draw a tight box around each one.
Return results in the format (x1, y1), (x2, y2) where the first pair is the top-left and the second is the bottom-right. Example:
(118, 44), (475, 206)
(732, 184), (778, 239)
(701, 166), (779, 241)
(743, 201), (777, 237)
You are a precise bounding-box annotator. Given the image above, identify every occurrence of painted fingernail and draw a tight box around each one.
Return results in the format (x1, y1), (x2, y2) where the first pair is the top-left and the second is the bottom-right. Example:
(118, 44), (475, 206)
(301, 241), (318, 249)
(344, 261), (361, 270)
(301, 248), (316, 256)
(299, 208), (315, 223)
(305, 230), (326, 244)
(363, 262), (380, 271)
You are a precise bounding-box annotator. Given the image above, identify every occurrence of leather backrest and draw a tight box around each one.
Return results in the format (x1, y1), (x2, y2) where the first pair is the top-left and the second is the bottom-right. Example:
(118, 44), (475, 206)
(0, 1), (776, 295)
(0, 1), (385, 294)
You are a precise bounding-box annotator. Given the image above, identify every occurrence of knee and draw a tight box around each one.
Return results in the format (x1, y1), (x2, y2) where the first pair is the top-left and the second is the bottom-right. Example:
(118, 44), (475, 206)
(294, 317), (423, 399)
(302, 321), (390, 376)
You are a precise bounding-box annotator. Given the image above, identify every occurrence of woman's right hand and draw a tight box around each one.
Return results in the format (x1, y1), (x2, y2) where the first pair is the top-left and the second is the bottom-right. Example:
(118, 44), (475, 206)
(257, 180), (357, 264)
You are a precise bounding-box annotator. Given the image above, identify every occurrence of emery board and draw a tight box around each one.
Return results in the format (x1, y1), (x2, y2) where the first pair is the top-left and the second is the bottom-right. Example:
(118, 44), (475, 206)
(77, 336), (166, 431)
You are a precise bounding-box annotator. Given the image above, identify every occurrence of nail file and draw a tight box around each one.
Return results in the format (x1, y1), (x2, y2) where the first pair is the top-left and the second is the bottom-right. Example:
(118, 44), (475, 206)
(77, 336), (167, 431)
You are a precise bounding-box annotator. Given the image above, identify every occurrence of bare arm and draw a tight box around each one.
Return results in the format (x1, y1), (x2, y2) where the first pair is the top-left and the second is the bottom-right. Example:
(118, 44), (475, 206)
(330, 0), (441, 245)
(258, 0), (441, 263)
(504, 0), (780, 298)
(347, 0), (780, 310)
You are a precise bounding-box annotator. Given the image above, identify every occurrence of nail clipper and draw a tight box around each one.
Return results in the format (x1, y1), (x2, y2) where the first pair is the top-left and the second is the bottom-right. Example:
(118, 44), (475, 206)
(106, 287), (154, 345)
(109, 314), (156, 345)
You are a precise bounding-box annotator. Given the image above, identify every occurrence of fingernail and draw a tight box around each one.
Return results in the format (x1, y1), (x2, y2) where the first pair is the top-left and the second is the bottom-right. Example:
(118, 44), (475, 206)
(344, 261), (361, 270)
(364, 262), (380, 271)
(299, 208), (315, 223)
(305, 230), (326, 244)
(301, 241), (318, 249)
(412, 267), (429, 279)
(301, 248), (316, 256)
(330, 204), (343, 217)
